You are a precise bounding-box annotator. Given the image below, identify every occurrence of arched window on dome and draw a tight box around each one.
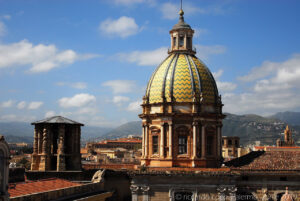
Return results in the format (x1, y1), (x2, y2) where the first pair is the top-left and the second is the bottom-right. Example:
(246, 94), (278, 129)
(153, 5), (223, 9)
(179, 36), (184, 47)
(173, 37), (177, 49)
(187, 36), (191, 49)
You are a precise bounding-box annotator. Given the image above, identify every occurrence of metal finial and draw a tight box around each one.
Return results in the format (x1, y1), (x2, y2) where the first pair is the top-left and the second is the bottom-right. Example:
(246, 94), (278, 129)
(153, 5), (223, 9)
(181, 0), (183, 10)
(179, 0), (184, 19)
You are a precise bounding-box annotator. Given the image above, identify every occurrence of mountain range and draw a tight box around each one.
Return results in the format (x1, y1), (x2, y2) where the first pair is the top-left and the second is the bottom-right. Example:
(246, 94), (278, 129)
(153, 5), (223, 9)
(0, 111), (299, 146)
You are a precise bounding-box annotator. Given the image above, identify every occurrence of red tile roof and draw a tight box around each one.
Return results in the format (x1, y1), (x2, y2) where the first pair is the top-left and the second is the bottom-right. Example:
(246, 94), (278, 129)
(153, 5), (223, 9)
(9, 178), (81, 198)
(226, 151), (300, 171)
(255, 146), (300, 149)
(97, 139), (142, 144)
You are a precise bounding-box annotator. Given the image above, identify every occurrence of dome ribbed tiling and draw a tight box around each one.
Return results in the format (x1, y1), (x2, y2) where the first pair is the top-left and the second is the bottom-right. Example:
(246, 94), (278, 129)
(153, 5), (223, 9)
(146, 53), (218, 104)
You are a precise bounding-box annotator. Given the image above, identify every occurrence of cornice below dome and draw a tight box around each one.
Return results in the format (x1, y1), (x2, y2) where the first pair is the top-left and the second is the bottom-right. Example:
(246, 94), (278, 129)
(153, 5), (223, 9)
(145, 53), (218, 105)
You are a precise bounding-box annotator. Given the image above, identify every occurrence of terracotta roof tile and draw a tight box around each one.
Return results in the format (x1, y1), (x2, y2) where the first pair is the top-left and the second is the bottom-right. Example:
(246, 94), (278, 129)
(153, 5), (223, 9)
(226, 151), (300, 171)
(9, 178), (81, 198)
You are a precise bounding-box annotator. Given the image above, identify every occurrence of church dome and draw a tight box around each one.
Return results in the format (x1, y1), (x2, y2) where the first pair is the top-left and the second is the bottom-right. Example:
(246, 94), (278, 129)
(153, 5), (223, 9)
(144, 7), (219, 106)
(145, 53), (218, 104)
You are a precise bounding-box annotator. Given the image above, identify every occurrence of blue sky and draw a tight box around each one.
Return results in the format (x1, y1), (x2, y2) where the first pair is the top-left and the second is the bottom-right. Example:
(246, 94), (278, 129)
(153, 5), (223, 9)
(0, 0), (300, 127)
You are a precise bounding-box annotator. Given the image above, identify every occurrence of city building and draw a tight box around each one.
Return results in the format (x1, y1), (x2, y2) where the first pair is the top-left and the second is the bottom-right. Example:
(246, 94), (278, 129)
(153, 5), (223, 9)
(30, 116), (83, 171)
(277, 125), (295, 147)
(222, 136), (240, 159)
(254, 125), (300, 152)
(0, 135), (10, 201)
(139, 6), (224, 168)
(87, 137), (142, 151)
(222, 136), (250, 159)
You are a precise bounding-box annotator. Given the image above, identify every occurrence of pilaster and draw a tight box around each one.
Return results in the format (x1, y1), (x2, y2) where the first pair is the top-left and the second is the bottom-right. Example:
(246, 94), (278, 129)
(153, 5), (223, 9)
(160, 123), (165, 158)
(192, 121), (198, 160)
(145, 124), (149, 158)
(57, 124), (66, 171)
(168, 122), (173, 158)
(201, 125), (206, 159)
(142, 125), (145, 158)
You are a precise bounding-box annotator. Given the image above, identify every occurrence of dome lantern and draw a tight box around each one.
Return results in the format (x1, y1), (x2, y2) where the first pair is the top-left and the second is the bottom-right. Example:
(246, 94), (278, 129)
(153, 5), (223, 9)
(169, 6), (196, 55)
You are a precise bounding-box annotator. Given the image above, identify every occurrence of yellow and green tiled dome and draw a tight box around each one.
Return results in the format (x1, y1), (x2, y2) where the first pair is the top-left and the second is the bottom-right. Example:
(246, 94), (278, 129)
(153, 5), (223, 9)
(145, 53), (218, 104)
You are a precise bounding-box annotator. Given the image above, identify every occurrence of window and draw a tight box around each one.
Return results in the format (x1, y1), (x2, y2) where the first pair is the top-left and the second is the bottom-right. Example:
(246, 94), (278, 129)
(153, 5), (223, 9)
(187, 37), (191, 49)
(235, 140), (239, 147)
(173, 37), (177, 47)
(207, 136), (213, 156)
(152, 136), (158, 154)
(179, 36), (184, 47)
(228, 139), (232, 146)
(178, 136), (187, 154)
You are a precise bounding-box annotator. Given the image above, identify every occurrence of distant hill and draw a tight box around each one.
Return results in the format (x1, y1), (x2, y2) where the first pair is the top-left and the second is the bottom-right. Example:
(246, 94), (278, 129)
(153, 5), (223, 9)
(270, 111), (300, 126)
(0, 121), (112, 143)
(94, 113), (300, 146)
(0, 122), (33, 137)
(2, 112), (300, 146)
(222, 113), (299, 145)
(100, 121), (142, 139)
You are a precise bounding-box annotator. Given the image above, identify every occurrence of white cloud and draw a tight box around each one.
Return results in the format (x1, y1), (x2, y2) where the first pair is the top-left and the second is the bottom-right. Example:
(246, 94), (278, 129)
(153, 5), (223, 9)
(102, 80), (136, 94)
(0, 40), (98, 73)
(238, 54), (300, 82)
(216, 81), (237, 92)
(45, 110), (56, 118)
(28, 101), (43, 110)
(1, 100), (14, 108)
(2, 15), (11, 20)
(239, 54), (300, 89)
(118, 45), (225, 66)
(113, 96), (130, 104)
(58, 93), (96, 108)
(0, 21), (6, 37)
(76, 107), (98, 115)
(99, 16), (139, 38)
(17, 101), (26, 109)
(118, 47), (168, 66)
(193, 28), (208, 38)
(212, 69), (236, 93)
(0, 114), (36, 122)
(213, 69), (223, 80)
(56, 82), (87, 89)
(127, 100), (142, 112)
(195, 44), (226, 60)
(223, 54), (300, 115)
